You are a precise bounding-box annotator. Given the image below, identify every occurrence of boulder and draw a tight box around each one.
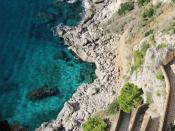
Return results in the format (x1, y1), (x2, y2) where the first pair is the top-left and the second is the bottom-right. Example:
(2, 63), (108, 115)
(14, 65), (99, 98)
(87, 87), (99, 95)
(27, 85), (59, 101)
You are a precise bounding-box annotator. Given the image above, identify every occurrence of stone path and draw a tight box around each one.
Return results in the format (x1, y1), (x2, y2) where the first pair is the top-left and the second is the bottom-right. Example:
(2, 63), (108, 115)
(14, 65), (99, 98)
(164, 61), (175, 130)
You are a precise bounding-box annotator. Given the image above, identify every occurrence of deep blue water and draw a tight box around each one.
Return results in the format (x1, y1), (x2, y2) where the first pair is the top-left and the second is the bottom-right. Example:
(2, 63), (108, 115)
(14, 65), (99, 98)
(0, 0), (96, 130)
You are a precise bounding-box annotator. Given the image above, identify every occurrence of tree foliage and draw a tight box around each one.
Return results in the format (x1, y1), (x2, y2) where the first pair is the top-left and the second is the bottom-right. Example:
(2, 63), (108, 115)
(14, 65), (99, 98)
(118, 83), (143, 113)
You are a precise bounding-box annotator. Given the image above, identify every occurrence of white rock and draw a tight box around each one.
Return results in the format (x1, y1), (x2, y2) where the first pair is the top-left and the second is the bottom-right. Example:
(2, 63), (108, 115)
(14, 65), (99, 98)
(87, 87), (98, 95)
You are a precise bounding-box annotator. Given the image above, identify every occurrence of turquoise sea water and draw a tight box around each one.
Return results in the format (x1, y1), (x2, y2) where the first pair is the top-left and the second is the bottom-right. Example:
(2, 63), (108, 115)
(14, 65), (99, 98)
(0, 0), (96, 130)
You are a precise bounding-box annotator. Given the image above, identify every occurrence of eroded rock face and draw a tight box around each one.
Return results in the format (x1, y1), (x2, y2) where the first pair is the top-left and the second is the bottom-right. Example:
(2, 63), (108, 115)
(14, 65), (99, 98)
(27, 85), (59, 101)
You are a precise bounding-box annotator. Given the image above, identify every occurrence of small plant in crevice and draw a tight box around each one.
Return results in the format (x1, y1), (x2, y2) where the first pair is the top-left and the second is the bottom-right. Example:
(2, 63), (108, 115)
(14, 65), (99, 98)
(82, 116), (107, 131)
(156, 70), (164, 81)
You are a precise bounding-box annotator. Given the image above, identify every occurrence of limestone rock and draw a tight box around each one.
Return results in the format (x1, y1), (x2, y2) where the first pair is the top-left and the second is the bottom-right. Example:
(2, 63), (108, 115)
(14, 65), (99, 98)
(87, 87), (99, 95)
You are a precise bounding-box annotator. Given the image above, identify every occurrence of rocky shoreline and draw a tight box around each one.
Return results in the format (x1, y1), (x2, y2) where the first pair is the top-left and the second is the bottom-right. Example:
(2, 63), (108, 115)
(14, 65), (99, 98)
(37, 0), (122, 130)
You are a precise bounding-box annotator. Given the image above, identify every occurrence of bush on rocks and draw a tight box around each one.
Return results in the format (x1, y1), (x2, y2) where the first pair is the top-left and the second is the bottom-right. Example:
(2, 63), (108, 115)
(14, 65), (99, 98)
(118, 83), (143, 113)
(82, 116), (107, 131)
(141, 6), (155, 21)
(118, 2), (134, 16)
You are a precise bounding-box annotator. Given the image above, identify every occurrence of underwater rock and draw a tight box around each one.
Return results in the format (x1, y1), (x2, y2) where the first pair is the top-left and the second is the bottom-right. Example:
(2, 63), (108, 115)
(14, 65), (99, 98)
(28, 23), (53, 42)
(0, 119), (27, 131)
(54, 50), (71, 61)
(0, 120), (11, 131)
(27, 85), (59, 101)
(11, 124), (27, 131)
(38, 11), (57, 24)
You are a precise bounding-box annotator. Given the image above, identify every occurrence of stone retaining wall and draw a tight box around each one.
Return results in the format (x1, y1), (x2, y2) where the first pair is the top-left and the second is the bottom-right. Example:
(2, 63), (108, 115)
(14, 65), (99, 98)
(110, 110), (121, 131)
(159, 65), (171, 131)
(128, 104), (149, 131)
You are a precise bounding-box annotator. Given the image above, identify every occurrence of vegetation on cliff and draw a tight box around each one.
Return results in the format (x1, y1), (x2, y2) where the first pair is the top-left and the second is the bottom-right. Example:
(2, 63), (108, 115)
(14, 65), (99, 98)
(118, 83), (143, 113)
(118, 2), (134, 16)
(106, 99), (119, 115)
(82, 116), (107, 131)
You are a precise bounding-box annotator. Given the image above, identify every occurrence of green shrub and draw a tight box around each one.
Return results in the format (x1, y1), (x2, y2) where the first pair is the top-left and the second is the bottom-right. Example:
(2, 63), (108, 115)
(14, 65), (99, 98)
(118, 2), (134, 16)
(145, 30), (154, 37)
(106, 99), (119, 115)
(141, 7), (155, 21)
(118, 83), (143, 113)
(156, 70), (164, 81)
(138, 0), (150, 6)
(82, 116), (107, 131)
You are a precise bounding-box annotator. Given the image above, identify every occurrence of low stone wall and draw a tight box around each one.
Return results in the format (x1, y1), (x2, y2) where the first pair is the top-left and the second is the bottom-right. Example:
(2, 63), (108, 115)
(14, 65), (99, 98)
(140, 113), (151, 131)
(128, 104), (149, 131)
(110, 110), (121, 131)
(158, 58), (172, 130)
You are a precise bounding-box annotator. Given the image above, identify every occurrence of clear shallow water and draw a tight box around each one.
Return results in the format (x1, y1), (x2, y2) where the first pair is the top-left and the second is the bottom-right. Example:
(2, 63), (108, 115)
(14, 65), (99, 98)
(0, 0), (96, 130)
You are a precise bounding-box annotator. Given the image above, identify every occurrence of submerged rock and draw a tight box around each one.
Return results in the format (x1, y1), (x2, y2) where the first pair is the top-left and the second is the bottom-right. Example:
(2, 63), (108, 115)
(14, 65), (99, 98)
(27, 85), (59, 101)
(0, 120), (11, 131)
(0, 120), (27, 131)
(11, 124), (27, 131)
(54, 50), (71, 61)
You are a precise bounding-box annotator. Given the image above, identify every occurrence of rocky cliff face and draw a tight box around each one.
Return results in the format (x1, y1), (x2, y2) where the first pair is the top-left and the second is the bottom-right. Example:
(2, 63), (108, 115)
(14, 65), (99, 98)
(37, 0), (175, 130)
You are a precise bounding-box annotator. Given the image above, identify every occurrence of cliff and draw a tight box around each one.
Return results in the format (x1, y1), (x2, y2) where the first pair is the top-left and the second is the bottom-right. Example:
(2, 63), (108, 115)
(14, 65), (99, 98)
(37, 0), (175, 130)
